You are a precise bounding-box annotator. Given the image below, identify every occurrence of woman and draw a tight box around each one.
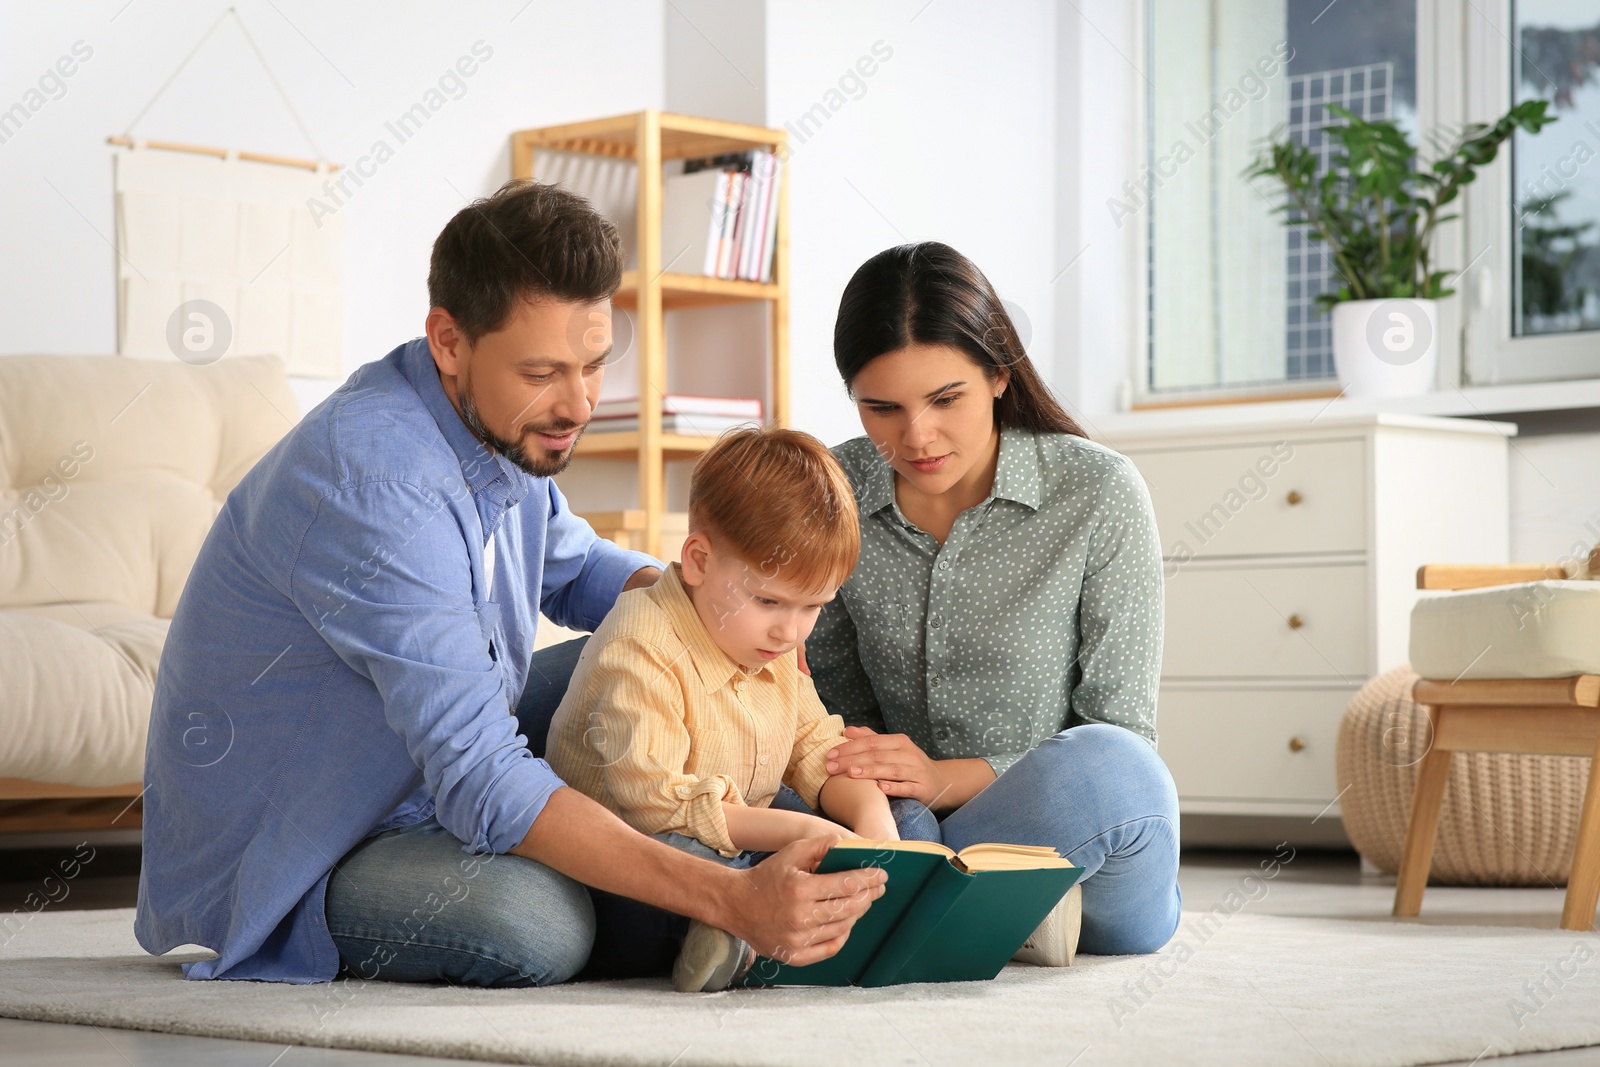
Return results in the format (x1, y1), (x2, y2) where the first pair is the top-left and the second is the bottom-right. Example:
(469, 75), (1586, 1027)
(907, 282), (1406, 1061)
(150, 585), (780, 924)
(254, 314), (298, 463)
(801, 241), (1181, 957)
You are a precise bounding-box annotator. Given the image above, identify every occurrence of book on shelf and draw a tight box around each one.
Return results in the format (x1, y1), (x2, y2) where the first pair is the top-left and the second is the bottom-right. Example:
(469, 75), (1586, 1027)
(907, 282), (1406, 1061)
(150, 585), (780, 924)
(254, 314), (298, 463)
(739, 839), (1084, 988)
(533, 143), (782, 285)
(659, 168), (728, 278)
(715, 170), (746, 278)
(663, 149), (783, 283)
(586, 413), (758, 436)
(593, 394), (763, 419)
(747, 151), (782, 284)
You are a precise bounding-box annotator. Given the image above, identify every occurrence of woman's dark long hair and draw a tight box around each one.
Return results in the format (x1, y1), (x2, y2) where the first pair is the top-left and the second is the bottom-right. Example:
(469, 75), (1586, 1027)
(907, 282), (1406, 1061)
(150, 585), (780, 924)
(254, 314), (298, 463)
(833, 242), (1086, 438)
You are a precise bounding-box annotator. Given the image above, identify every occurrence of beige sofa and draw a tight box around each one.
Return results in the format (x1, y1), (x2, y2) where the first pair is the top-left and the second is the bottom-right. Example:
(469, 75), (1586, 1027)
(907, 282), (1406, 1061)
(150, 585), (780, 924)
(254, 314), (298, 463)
(0, 354), (298, 820)
(0, 353), (598, 829)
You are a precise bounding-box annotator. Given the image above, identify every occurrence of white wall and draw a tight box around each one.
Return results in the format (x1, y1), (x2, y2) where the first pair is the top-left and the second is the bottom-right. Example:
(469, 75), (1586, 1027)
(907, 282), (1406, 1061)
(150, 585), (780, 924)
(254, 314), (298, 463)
(560, 0), (1065, 516)
(1054, 0), (1144, 426)
(664, 0), (765, 125)
(1506, 426), (1600, 563)
(0, 0), (665, 415)
(763, 0), (1061, 449)
(8, 0), (1596, 563)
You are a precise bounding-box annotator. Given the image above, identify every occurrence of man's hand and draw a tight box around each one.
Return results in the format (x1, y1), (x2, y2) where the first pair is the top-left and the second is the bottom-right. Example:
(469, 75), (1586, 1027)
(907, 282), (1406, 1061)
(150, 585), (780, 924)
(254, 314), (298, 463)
(720, 834), (887, 967)
(516, 787), (884, 970)
(622, 565), (662, 592)
(825, 726), (997, 813)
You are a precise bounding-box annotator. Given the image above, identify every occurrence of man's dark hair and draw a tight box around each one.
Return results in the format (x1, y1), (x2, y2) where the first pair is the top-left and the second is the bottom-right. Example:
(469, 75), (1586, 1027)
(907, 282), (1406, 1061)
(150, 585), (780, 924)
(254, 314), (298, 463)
(428, 179), (624, 344)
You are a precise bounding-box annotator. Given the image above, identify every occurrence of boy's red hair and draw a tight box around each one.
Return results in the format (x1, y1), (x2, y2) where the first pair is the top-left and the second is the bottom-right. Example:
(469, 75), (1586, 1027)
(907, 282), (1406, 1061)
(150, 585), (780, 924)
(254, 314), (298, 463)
(688, 426), (860, 593)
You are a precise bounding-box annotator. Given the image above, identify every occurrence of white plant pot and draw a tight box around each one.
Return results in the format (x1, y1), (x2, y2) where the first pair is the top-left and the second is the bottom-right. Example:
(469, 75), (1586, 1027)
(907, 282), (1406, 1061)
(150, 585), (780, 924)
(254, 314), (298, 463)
(1330, 298), (1439, 398)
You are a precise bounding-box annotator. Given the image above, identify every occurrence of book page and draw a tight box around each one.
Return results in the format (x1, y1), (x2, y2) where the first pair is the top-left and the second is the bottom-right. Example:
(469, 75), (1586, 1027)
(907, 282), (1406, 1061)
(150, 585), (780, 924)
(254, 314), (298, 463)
(830, 839), (1075, 872)
(954, 843), (1075, 873)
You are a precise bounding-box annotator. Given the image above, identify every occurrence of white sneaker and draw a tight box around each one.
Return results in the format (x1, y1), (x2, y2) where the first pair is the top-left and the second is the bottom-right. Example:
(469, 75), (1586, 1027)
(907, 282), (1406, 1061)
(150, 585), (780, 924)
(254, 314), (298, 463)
(671, 920), (756, 992)
(1012, 882), (1082, 967)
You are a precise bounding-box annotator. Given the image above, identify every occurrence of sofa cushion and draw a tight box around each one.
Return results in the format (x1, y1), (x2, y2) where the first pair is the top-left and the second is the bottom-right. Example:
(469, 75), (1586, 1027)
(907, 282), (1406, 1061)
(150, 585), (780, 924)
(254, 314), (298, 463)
(0, 354), (296, 617)
(0, 354), (295, 788)
(1410, 580), (1600, 680)
(0, 603), (167, 785)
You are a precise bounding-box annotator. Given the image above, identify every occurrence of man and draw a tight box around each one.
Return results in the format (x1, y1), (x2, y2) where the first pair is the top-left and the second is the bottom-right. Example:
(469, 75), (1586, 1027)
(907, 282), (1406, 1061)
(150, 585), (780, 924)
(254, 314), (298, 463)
(134, 180), (885, 987)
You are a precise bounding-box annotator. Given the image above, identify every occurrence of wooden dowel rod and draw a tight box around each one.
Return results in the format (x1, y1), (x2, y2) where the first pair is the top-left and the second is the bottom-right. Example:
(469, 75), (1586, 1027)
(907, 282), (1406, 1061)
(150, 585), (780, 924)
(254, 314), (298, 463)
(106, 135), (339, 172)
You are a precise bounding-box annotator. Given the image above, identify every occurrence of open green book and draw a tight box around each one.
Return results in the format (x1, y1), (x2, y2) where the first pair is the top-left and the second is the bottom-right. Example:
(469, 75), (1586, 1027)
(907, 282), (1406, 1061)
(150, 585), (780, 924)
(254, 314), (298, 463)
(738, 839), (1085, 988)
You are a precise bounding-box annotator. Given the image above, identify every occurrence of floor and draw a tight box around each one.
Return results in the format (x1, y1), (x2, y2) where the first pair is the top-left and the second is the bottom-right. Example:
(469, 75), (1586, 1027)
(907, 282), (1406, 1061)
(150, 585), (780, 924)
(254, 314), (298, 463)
(3, 843), (1600, 1066)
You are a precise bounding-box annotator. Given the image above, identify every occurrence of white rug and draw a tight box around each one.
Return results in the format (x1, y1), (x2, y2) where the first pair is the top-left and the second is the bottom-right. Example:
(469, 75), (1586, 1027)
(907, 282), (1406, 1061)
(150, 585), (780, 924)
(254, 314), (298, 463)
(3, 907), (1600, 1066)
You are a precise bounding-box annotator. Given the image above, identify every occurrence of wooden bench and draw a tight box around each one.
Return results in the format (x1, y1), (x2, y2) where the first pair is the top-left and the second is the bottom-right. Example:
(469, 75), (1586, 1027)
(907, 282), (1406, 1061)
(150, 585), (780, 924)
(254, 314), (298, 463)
(1394, 562), (1600, 931)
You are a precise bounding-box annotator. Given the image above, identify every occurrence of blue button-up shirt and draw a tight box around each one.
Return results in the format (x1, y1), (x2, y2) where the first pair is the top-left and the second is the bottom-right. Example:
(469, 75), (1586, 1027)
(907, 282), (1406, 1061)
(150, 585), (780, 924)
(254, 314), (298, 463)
(134, 337), (657, 983)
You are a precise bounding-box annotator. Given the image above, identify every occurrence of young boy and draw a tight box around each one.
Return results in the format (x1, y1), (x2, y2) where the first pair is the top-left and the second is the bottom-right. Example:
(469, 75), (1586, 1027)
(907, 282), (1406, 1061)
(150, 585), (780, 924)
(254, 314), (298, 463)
(545, 426), (898, 992)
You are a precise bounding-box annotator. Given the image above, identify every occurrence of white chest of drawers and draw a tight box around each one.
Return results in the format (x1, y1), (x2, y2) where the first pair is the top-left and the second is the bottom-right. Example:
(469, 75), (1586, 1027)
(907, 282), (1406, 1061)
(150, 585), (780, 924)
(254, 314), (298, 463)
(1097, 413), (1514, 834)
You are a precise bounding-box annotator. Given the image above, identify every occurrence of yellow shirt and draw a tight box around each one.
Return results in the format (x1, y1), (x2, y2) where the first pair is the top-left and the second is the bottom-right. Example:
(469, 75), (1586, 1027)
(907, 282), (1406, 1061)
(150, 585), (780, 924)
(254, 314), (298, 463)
(545, 562), (848, 857)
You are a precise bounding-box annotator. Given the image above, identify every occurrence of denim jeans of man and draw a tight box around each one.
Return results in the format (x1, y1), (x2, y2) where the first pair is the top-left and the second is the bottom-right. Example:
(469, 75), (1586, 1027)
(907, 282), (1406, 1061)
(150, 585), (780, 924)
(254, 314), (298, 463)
(323, 636), (1181, 986)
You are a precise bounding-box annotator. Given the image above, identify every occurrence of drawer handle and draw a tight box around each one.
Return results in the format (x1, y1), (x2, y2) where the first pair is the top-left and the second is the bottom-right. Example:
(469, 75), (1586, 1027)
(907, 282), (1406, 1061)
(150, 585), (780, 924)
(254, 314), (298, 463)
(1287, 613), (1305, 629)
(1286, 490), (1304, 505)
(1288, 736), (1307, 753)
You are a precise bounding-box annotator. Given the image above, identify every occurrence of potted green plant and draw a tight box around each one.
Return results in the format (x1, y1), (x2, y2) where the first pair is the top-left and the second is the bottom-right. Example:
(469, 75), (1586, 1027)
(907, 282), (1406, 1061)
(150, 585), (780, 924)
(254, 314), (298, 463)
(1246, 100), (1555, 397)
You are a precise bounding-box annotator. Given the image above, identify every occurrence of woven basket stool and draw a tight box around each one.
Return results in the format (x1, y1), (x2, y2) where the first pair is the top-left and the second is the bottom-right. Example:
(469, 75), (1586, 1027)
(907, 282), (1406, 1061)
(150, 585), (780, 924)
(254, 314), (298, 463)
(1338, 664), (1592, 887)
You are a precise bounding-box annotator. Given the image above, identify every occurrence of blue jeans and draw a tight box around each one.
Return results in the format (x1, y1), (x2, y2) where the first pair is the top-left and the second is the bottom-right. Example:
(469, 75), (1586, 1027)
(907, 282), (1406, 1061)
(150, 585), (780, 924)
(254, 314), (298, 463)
(325, 637), (1181, 985)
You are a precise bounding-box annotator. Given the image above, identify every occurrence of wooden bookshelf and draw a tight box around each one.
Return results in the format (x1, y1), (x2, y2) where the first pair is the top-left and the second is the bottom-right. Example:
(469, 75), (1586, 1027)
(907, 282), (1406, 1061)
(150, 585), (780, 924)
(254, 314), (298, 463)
(511, 110), (790, 558)
(580, 510), (690, 560)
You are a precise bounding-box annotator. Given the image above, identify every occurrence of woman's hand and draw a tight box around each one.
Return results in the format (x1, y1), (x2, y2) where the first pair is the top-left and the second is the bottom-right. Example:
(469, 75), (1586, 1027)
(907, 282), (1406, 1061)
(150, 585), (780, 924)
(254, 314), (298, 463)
(826, 726), (950, 809)
(825, 727), (999, 814)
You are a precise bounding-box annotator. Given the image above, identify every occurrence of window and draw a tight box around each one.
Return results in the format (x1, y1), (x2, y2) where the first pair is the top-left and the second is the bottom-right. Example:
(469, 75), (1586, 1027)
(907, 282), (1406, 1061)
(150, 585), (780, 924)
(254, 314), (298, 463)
(1142, 0), (1600, 399)
(1464, 0), (1600, 384)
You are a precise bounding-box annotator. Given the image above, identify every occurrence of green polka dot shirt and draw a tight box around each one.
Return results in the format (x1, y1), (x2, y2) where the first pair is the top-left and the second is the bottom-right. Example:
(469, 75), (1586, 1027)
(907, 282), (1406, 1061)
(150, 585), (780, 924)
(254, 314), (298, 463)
(807, 425), (1164, 779)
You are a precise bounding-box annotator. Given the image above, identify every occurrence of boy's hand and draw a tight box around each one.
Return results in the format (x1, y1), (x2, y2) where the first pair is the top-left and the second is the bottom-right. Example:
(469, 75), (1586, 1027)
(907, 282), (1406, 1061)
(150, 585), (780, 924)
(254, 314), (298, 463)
(815, 763), (898, 842)
(724, 803), (856, 853)
(852, 815), (899, 843)
(787, 811), (858, 844)
(723, 834), (886, 967)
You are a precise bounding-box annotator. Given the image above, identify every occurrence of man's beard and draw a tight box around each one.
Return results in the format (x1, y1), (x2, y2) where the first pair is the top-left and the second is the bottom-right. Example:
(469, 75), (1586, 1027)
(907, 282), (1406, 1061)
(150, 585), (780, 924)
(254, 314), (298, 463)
(458, 379), (584, 478)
